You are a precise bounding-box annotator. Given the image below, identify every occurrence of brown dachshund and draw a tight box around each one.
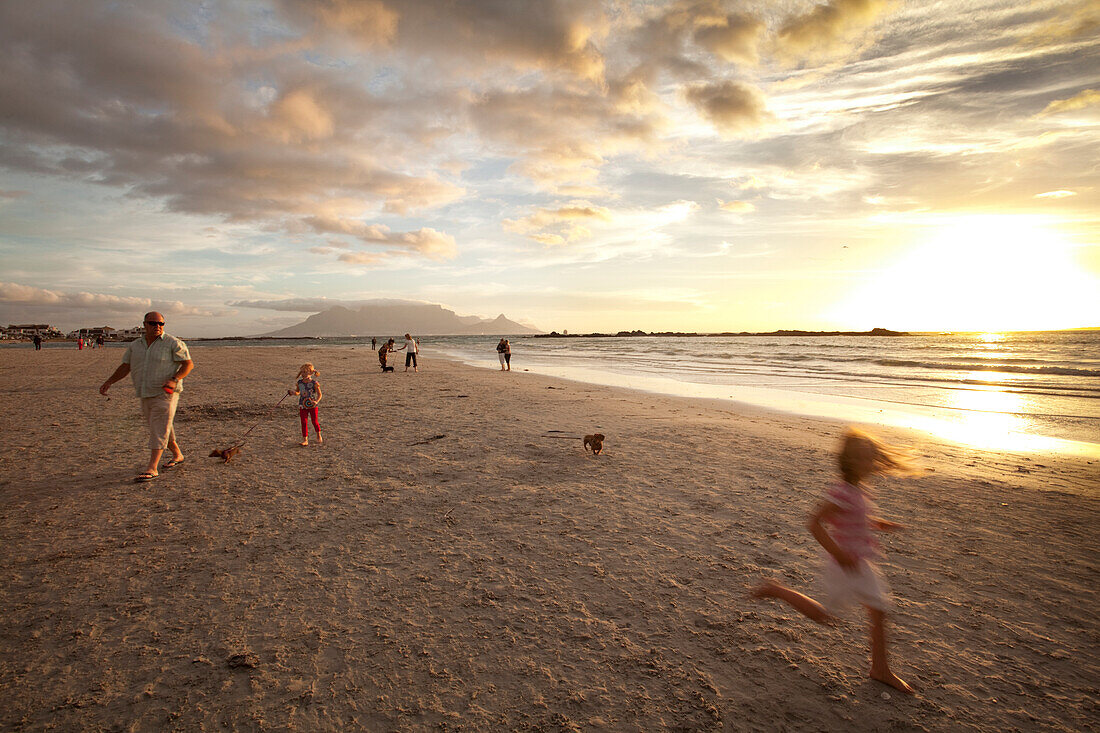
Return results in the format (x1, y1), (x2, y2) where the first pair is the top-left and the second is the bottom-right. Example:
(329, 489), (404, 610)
(583, 433), (605, 455)
(209, 446), (242, 463)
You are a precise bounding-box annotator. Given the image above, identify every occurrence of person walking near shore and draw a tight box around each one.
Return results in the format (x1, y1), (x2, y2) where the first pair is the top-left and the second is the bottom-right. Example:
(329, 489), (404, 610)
(99, 311), (194, 482)
(395, 333), (419, 372)
(751, 428), (917, 694)
(33, 334), (42, 350)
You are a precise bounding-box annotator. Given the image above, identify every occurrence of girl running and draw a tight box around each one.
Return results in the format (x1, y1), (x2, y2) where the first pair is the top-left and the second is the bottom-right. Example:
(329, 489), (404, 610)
(752, 428), (917, 693)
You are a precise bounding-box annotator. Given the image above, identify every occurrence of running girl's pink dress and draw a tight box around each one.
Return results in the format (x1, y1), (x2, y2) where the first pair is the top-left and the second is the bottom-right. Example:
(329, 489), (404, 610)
(819, 481), (890, 612)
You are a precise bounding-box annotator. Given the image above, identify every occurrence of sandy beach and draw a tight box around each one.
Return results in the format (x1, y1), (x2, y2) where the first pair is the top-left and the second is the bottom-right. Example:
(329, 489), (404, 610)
(1, 345), (1096, 731)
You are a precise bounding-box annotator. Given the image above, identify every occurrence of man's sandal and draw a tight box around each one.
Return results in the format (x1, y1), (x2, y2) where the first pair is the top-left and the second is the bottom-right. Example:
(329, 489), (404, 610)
(134, 473), (158, 483)
(164, 458), (185, 469)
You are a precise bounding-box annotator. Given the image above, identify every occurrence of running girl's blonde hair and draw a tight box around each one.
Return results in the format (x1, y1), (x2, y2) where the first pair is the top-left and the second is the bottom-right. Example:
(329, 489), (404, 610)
(838, 428), (917, 485)
(297, 363), (318, 379)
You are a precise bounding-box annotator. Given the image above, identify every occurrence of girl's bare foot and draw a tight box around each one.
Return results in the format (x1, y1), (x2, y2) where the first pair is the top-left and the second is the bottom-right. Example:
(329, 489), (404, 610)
(317, 435), (323, 444)
(299, 439), (308, 446)
(870, 668), (915, 694)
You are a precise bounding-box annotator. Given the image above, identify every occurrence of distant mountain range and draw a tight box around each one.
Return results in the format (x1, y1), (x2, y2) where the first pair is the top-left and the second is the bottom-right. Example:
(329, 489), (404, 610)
(261, 303), (540, 337)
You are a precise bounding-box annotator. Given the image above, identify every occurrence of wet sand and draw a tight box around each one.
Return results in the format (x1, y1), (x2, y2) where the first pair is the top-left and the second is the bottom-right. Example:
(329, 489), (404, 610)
(0, 345), (1096, 731)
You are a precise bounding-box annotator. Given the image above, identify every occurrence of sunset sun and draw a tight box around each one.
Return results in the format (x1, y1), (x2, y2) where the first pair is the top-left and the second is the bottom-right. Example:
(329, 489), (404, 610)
(833, 215), (1098, 332)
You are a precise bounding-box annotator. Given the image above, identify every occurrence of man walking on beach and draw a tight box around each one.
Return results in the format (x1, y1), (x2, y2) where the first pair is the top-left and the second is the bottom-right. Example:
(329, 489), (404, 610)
(99, 312), (194, 482)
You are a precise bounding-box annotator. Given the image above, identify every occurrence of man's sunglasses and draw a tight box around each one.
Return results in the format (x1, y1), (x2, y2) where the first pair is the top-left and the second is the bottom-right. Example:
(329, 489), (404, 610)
(145, 320), (164, 326)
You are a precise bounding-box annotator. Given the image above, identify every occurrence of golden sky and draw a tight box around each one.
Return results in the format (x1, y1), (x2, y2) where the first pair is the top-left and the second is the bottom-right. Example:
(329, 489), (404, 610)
(0, 0), (1097, 335)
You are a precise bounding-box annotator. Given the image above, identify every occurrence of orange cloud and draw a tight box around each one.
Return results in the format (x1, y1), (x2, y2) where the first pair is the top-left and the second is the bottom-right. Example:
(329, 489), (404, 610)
(0, 282), (148, 309)
(1023, 1), (1098, 43)
(718, 199), (755, 213)
(269, 88), (335, 142)
(693, 12), (765, 65)
(279, 0), (398, 45)
(290, 0), (606, 82)
(470, 87), (663, 191)
(0, 283), (222, 316)
(682, 80), (772, 136)
(306, 217), (458, 260)
(338, 252), (387, 265)
(504, 202), (613, 244)
(776, 0), (891, 61)
(1037, 89), (1100, 117)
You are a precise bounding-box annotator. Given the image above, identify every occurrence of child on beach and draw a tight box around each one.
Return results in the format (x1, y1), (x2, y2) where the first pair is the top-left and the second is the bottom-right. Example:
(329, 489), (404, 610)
(288, 363), (323, 446)
(752, 428), (916, 694)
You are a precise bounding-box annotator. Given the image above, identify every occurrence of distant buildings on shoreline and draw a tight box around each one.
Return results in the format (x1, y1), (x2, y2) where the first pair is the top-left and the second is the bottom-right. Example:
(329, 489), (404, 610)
(2, 323), (142, 341)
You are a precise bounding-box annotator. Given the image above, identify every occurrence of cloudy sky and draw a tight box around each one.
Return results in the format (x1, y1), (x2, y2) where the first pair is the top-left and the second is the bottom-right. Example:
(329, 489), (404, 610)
(1, 0), (1098, 336)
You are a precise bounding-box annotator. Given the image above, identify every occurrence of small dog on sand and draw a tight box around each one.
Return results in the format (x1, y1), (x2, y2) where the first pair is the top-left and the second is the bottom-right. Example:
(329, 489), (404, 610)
(583, 433), (605, 455)
(209, 446), (242, 463)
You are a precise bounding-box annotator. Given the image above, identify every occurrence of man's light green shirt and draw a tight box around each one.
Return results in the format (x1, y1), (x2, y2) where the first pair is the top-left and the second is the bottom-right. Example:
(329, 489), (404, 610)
(122, 334), (191, 398)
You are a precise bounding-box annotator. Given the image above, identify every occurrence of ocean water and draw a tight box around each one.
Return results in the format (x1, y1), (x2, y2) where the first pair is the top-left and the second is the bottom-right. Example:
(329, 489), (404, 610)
(428, 331), (1100, 456)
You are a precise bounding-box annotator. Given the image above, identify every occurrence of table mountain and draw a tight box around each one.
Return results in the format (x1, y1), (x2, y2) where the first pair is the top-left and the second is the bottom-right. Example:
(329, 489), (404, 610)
(262, 304), (540, 337)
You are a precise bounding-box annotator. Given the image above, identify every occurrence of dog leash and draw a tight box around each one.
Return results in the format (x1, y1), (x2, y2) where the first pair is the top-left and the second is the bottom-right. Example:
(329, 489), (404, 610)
(226, 391), (292, 450)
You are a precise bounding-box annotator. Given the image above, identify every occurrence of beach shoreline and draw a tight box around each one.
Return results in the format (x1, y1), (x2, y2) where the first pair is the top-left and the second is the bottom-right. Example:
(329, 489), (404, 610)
(432, 344), (1100, 460)
(10, 330), (1097, 458)
(1, 346), (1096, 730)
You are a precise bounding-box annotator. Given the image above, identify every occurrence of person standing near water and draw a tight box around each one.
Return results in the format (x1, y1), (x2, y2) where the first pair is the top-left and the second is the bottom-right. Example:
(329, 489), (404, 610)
(394, 333), (419, 372)
(496, 338), (511, 371)
(99, 312), (194, 483)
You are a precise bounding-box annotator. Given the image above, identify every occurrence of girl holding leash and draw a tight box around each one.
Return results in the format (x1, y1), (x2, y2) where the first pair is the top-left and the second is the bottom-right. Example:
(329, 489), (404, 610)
(289, 363), (323, 445)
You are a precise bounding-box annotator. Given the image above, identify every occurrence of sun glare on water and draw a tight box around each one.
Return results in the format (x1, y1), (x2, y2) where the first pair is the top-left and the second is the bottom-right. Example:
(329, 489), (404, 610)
(939, 379), (1029, 448)
(874, 378), (1094, 456)
(833, 215), (1098, 332)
